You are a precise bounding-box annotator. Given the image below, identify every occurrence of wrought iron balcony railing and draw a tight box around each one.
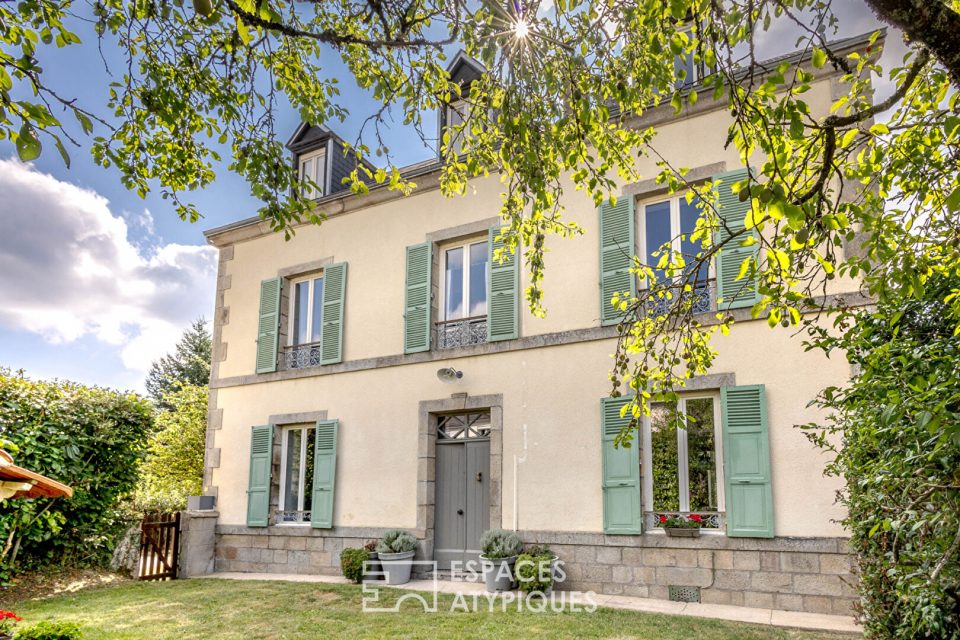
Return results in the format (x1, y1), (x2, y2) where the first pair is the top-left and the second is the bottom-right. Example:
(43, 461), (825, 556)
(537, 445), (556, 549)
(435, 316), (488, 349)
(281, 341), (322, 370)
(643, 280), (716, 317)
(274, 509), (311, 524)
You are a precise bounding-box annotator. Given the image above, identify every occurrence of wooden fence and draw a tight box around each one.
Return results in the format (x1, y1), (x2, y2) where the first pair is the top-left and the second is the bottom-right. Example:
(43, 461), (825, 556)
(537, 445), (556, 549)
(138, 512), (180, 581)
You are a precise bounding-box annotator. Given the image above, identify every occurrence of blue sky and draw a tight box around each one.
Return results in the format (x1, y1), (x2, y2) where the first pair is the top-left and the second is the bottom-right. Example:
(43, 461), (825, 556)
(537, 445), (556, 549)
(0, 1), (893, 393)
(0, 11), (436, 392)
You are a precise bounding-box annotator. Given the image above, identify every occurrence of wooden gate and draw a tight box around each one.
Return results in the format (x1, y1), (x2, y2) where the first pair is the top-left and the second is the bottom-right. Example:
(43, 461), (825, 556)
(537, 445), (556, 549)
(138, 512), (181, 581)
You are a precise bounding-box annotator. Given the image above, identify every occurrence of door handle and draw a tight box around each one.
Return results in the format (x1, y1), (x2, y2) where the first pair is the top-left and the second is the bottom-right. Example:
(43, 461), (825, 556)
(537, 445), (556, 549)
(476, 472), (483, 482)
(457, 509), (464, 515)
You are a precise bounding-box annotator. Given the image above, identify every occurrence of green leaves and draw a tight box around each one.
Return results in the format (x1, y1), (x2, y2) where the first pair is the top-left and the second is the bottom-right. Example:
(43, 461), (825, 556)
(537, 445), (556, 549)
(811, 47), (827, 69)
(15, 122), (41, 161)
(804, 275), (960, 637)
(946, 185), (960, 213)
(0, 369), (153, 575)
(193, 0), (213, 16)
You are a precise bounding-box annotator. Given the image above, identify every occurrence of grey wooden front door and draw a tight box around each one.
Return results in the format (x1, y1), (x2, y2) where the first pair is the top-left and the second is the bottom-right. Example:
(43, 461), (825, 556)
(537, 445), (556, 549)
(434, 413), (491, 570)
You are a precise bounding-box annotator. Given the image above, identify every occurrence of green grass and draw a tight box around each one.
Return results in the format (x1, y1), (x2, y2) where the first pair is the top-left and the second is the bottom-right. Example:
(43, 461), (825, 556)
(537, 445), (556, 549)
(12, 579), (853, 639)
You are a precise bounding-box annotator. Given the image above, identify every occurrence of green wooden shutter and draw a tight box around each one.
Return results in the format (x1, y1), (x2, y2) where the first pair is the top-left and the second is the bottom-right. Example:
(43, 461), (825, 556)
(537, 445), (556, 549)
(714, 169), (760, 310)
(404, 242), (432, 353)
(320, 262), (347, 365)
(255, 277), (282, 373)
(601, 396), (642, 534)
(488, 226), (519, 342)
(246, 425), (273, 527)
(311, 419), (338, 529)
(721, 385), (774, 538)
(599, 197), (636, 326)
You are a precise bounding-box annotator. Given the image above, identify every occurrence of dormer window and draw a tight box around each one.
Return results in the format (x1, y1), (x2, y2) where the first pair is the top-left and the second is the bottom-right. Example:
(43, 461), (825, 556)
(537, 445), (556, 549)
(298, 148), (327, 199)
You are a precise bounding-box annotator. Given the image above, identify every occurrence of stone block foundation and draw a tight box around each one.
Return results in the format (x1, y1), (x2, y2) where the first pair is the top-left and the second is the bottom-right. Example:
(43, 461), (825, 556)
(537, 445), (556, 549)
(210, 525), (856, 616)
(521, 530), (857, 617)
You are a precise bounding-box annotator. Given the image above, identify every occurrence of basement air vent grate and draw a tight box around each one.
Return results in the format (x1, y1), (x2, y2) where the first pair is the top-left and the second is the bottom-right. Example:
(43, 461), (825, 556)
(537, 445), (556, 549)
(668, 586), (701, 603)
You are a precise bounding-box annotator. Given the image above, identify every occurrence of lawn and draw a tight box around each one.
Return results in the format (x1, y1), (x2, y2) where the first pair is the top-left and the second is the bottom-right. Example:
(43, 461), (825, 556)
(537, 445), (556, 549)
(12, 579), (853, 640)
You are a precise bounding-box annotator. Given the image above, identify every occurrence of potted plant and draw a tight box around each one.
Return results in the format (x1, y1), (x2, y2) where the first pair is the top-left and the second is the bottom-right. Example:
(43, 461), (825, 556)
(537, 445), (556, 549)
(376, 529), (418, 585)
(515, 544), (559, 597)
(0, 610), (21, 640)
(659, 513), (703, 537)
(340, 547), (368, 584)
(363, 540), (382, 581)
(479, 529), (523, 592)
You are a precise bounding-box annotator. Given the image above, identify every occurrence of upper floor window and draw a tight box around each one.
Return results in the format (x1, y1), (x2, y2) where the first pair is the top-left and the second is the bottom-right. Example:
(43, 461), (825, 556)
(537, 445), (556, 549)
(284, 273), (324, 368)
(639, 193), (713, 313)
(642, 395), (723, 529)
(299, 148), (326, 199)
(278, 424), (315, 524)
(437, 238), (488, 348)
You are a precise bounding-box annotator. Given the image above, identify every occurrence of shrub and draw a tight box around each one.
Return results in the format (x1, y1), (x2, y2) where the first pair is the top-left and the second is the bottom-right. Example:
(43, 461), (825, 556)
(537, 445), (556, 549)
(340, 548), (368, 584)
(133, 383), (207, 513)
(806, 275), (960, 638)
(0, 370), (153, 578)
(515, 550), (555, 595)
(14, 621), (82, 640)
(0, 609), (22, 636)
(375, 530), (417, 555)
(479, 529), (522, 559)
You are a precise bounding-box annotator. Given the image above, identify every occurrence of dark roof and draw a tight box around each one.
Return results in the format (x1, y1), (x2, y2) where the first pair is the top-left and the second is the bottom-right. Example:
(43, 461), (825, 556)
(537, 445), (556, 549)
(446, 50), (486, 85)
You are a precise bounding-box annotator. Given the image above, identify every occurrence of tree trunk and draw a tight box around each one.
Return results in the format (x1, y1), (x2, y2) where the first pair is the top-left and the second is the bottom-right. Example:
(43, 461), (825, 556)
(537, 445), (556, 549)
(864, 0), (960, 88)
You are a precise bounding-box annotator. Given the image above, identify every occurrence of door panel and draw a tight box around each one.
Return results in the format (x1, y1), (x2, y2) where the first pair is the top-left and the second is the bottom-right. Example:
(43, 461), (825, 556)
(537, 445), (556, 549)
(434, 443), (467, 568)
(434, 438), (490, 571)
(464, 440), (490, 563)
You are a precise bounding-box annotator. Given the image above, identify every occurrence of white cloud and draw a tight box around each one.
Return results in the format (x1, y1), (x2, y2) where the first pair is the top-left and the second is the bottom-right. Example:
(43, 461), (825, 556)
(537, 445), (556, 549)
(0, 159), (217, 374)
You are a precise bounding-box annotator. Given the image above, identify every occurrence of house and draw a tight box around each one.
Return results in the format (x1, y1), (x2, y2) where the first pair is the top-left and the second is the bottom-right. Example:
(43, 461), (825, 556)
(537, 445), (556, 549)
(191, 33), (877, 616)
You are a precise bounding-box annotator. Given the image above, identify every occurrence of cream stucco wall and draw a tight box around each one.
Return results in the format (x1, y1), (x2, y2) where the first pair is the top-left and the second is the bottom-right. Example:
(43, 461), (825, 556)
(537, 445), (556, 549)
(209, 70), (855, 540)
(212, 319), (848, 537)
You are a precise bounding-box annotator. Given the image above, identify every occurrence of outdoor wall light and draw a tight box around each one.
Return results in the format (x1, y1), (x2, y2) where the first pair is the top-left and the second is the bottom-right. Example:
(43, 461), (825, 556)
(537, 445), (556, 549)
(436, 367), (463, 383)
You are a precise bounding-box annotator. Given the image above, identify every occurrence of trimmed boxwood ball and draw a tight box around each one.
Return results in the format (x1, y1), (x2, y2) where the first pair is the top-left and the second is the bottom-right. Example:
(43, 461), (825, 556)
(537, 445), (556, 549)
(479, 529), (522, 559)
(340, 547), (368, 583)
(376, 529), (417, 554)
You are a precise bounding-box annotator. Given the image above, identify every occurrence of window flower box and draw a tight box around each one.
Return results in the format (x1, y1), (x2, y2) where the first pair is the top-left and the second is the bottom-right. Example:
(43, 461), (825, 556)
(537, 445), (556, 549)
(660, 513), (704, 537)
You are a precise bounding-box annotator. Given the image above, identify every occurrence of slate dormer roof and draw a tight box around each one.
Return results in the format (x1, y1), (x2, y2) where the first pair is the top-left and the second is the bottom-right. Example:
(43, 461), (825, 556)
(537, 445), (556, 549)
(446, 50), (486, 86)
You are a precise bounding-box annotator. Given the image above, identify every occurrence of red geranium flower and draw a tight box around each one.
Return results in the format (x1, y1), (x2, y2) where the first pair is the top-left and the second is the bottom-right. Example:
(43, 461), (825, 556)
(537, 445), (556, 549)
(689, 514), (703, 523)
(659, 515), (667, 523)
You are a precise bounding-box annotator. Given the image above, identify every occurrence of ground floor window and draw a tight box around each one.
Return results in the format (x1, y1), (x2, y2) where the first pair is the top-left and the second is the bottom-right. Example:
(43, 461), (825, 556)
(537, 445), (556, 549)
(642, 395), (724, 529)
(278, 424), (316, 524)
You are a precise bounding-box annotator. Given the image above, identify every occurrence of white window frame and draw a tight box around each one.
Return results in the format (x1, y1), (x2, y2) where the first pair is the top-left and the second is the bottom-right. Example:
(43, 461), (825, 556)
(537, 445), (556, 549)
(288, 273), (324, 346)
(439, 237), (489, 322)
(641, 393), (725, 517)
(298, 147), (327, 199)
(637, 192), (715, 290)
(278, 423), (315, 525)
